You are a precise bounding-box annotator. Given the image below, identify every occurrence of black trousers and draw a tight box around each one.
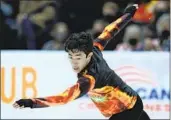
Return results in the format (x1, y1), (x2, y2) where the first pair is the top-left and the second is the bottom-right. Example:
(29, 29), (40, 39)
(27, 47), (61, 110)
(109, 95), (150, 120)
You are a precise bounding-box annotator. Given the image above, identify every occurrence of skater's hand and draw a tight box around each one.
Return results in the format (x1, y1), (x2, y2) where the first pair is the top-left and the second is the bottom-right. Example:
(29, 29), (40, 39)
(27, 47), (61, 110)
(13, 99), (33, 109)
(124, 4), (139, 17)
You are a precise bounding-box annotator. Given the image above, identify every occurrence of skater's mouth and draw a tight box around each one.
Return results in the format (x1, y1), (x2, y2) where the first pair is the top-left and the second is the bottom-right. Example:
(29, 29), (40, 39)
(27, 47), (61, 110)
(73, 67), (79, 71)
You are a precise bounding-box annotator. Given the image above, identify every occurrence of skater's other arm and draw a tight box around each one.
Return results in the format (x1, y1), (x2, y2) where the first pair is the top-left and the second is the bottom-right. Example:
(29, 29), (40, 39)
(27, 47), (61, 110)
(93, 4), (138, 51)
(13, 74), (95, 108)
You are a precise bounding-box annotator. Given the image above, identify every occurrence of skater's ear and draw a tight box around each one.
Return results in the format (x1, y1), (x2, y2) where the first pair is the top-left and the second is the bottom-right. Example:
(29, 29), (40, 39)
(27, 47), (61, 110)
(87, 52), (93, 59)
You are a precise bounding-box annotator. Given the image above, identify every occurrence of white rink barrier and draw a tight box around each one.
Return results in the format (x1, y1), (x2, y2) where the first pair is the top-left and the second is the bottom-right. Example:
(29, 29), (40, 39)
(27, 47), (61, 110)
(1, 51), (169, 119)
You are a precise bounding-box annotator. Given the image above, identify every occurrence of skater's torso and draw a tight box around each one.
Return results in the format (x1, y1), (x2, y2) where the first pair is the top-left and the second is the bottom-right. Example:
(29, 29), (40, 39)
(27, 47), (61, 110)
(77, 46), (137, 117)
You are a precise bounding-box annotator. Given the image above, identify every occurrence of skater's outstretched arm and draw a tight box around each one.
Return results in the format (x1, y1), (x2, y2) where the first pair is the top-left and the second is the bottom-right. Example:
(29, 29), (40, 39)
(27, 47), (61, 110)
(13, 74), (95, 108)
(93, 4), (138, 51)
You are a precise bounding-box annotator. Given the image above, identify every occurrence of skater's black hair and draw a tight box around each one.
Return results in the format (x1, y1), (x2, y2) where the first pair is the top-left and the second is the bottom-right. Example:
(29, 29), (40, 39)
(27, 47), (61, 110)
(64, 32), (93, 56)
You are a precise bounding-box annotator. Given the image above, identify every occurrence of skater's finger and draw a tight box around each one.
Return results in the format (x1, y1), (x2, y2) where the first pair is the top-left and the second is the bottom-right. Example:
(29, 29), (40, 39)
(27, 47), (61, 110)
(13, 103), (20, 108)
(19, 106), (25, 109)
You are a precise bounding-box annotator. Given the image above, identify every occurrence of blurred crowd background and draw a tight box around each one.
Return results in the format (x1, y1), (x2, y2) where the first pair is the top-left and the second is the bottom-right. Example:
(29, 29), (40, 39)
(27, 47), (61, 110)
(0, 0), (170, 51)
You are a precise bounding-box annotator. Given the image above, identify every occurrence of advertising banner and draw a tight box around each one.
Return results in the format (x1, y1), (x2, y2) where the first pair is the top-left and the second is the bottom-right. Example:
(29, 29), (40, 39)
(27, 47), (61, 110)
(1, 51), (169, 119)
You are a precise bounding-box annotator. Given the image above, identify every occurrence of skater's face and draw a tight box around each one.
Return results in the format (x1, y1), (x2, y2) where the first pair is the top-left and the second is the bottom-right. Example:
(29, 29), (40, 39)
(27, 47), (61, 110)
(68, 50), (93, 73)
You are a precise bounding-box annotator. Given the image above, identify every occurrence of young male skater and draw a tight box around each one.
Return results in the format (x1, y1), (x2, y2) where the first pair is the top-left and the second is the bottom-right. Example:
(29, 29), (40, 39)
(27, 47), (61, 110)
(13, 4), (150, 120)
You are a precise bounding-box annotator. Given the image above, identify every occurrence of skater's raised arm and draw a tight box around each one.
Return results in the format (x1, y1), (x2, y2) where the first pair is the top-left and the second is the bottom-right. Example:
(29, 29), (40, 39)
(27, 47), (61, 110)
(93, 4), (138, 51)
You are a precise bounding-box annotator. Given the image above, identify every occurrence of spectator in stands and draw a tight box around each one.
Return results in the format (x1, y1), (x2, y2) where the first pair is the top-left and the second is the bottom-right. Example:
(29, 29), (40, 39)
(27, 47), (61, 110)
(42, 22), (69, 50)
(102, 1), (120, 23)
(88, 19), (108, 38)
(17, 1), (59, 49)
(142, 37), (161, 51)
(148, 0), (170, 38)
(116, 24), (142, 51)
(156, 14), (170, 51)
(0, 1), (19, 49)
